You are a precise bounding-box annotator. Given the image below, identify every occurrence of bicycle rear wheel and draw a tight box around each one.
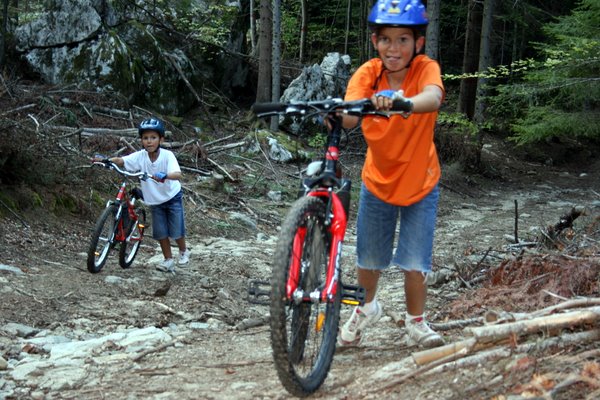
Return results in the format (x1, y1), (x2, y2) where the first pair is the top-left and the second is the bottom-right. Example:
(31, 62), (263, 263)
(119, 207), (146, 269)
(270, 196), (341, 397)
(87, 204), (119, 273)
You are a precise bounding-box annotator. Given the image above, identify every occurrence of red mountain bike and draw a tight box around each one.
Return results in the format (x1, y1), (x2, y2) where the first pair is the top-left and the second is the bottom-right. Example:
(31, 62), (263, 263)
(248, 97), (412, 396)
(87, 160), (148, 273)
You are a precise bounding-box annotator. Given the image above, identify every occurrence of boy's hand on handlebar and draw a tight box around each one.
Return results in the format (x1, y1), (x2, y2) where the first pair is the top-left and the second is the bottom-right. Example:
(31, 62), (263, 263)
(152, 172), (167, 182)
(373, 90), (414, 117)
(92, 154), (111, 164)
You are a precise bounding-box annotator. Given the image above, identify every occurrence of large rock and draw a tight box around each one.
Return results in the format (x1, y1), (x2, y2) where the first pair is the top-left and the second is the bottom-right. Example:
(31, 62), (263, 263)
(13, 0), (244, 115)
(280, 52), (352, 133)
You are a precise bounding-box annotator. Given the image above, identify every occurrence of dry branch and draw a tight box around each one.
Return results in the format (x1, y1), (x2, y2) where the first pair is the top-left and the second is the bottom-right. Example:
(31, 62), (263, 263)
(465, 306), (600, 343)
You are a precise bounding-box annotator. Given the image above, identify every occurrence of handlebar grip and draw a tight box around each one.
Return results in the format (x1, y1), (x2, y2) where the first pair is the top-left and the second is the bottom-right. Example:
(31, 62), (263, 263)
(391, 98), (414, 113)
(251, 102), (288, 115)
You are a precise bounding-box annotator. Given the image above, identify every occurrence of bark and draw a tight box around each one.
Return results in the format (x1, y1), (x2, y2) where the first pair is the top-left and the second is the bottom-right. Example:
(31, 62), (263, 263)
(465, 306), (600, 343)
(457, 0), (482, 119)
(249, 0), (256, 53)
(425, 0), (440, 61)
(299, 0), (307, 63)
(473, 0), (495, 125)
(270, 0), (281, 131)
(256, 0), (272, 103)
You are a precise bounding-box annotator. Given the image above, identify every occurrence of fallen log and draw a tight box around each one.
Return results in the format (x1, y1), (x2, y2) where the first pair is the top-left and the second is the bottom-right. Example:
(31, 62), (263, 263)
(465, 306), (600, 343)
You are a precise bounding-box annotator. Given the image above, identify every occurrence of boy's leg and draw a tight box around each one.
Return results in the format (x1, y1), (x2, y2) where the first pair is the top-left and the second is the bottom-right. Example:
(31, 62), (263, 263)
(404, 270), (426, 316)
(357, 268), (381, 303)
(338, 184), (395, 346)
(159, 238), (173, 259)
(175, 237), (186, 253)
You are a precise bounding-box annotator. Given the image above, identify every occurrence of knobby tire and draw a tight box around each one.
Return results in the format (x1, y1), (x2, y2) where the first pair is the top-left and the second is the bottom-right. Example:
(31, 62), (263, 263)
(270, 196), (341, 397)
(87, 204), (118, 273)
(119, 207), (146, 268)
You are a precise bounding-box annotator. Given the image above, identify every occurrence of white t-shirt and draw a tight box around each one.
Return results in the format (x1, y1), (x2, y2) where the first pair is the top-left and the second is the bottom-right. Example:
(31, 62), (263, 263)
(122, 149), (182, 205)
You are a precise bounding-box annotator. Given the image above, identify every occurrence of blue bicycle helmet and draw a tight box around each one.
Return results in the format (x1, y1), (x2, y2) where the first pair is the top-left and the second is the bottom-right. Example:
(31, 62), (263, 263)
(138, 117), (166, 137)
(368, 0), (428, 28)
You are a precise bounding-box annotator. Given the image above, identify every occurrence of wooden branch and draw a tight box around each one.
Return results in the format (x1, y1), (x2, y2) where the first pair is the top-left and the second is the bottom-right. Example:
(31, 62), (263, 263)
(465, 306), (600, 343)
(411, 338), (477, 366)
(379, 347), (471, 391)
(0, 103), (36, 117)
(180, 165), (212, 176)
(429, 317), (484, 331)
(424, 329), (600, 380)
(206, 141), (247, 154)
(207, 157), (236, 182)
(132, 339), (178, 362)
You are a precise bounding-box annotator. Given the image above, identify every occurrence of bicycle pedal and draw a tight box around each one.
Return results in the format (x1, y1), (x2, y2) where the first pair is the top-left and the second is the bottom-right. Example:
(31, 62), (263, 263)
(341, 283), (366, 306)
(247, 279), (270, 305)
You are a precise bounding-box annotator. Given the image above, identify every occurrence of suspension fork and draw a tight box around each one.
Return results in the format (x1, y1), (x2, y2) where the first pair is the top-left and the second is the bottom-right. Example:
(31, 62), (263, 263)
(285, 191), (347, 303)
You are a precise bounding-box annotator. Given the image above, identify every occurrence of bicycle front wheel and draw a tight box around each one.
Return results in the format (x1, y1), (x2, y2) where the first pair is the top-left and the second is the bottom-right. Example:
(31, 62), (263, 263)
(87, 204), (119, 273)
(270, 196), (341, 397)
(119, 207), (146, 269)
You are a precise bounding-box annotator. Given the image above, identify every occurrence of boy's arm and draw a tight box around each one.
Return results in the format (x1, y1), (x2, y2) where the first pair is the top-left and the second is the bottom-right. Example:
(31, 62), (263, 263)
(370, 84), (443, 114)
(92, 155), (125, 167)
(407, 85), (443, 113)
(107, 157), (125, 167)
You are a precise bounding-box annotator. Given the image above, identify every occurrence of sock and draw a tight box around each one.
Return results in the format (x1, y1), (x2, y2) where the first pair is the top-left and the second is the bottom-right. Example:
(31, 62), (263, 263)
(406, 313), (424, 324)
(359, 299), (378, 315)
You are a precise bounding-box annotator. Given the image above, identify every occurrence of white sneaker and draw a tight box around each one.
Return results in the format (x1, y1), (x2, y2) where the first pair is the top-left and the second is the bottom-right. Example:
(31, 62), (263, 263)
(178, 249), (191, 265)
(156, 258), (175, 273)
(337, 301), (382, 346)
(405, 318), (444, 348)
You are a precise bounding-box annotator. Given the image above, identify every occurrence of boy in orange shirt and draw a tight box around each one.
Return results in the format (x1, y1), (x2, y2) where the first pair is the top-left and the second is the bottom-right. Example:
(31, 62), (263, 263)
(338, 0), (445, 348)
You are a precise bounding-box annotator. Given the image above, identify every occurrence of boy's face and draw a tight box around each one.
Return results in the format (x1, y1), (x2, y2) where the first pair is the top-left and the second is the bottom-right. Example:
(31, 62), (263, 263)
(141, 131), (163, 153)
(372, 27), (424, 72)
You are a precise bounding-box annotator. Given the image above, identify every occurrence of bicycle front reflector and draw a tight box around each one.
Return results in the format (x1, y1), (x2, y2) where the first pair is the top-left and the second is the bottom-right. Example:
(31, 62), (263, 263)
(315, 312), (325, 332)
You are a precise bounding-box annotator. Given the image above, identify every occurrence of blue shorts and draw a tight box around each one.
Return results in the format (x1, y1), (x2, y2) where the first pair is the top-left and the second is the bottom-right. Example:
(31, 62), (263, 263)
(356, 183), (439, 274)
(150, 191), (186, 240)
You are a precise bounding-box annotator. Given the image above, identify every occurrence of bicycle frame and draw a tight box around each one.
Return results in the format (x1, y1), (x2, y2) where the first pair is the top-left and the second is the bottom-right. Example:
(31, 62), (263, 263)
(287, 116), (359, 306)
(112, 181), (143, 242)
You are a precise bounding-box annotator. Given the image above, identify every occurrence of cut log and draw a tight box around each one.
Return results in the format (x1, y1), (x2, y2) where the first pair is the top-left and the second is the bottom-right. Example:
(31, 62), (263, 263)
(465, 306), (600, 343)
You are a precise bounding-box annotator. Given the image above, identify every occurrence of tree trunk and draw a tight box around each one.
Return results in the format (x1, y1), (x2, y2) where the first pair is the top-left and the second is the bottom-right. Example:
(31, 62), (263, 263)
(343, 0), (351, 56)
(249, 0), (256, 54)
(457, 0), (482, 119)
(270, 0), (281, 131)
(256, 0), (272, 104)
(299, 0), (307, 63)
(473, 0), (495, 124)
(425, 0), (440, 61)
(0, 0), (8, 67)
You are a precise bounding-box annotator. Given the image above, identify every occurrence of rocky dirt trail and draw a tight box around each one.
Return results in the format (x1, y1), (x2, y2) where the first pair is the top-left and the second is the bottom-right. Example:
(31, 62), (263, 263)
(1, 141), (599, 400)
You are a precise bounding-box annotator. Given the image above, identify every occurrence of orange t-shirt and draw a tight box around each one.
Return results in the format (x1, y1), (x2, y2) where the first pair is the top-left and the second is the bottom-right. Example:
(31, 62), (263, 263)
(344, 55), (444, 206)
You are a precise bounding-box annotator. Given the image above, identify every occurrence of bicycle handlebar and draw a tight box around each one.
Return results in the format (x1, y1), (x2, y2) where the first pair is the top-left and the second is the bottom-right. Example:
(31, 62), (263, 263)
(251, 97), (413, 118)
(92, 161), (149, 181)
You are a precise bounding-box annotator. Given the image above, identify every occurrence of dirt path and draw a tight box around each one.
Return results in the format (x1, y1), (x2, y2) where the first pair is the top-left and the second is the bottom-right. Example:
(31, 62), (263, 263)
(1, 146), (599, 399)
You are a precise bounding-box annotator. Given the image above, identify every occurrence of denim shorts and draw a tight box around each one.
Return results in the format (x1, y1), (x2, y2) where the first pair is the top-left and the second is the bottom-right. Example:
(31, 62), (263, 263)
(150, 191), (186, 240)
(356, 182), (439, 273)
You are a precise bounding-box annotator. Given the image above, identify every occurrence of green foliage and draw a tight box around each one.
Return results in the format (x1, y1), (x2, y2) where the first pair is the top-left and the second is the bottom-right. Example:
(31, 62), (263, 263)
(510, 108), (600, 145)
(307, 132), (327, 149)
(488, 0), (600, 144)
(166, 1), (238, 50)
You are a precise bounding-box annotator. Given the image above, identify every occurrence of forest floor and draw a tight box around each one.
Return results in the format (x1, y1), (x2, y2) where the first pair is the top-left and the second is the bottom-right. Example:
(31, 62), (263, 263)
(1, 86), (599, 399)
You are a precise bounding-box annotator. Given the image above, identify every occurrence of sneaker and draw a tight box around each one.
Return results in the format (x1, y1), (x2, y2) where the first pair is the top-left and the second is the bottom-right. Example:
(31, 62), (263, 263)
(178, 249), (191, 265)
(156, 258), (175, 273)
(405, 318), (444, 348)
(337, 301), (383, 346)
